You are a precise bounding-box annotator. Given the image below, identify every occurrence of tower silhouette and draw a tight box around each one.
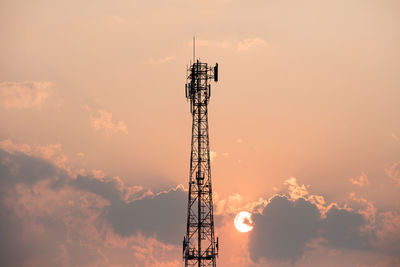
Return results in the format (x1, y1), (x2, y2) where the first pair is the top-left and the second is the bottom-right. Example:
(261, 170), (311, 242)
(182, 55), (219, 267)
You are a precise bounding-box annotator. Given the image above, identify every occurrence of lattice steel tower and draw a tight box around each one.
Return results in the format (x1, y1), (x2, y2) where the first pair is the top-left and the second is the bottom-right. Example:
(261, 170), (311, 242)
(182, 54), (219, 267)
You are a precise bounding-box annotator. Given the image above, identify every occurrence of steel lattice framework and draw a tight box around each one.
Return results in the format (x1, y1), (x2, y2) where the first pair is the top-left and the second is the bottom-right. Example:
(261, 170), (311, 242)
(183, 60), (219, 267)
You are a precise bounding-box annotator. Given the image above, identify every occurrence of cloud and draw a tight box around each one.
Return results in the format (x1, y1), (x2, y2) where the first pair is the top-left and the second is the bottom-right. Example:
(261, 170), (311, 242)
(186, 38), (267, 52)
(185, 38), (266, 53)
(185, 39), (232, 49)
(349, 172), (369, 187)
(375, 212), (400, 257)
(248, 194), (374, 263)
(69, 174), (186, 244)
(0, 81), (52, 110)
(322, 205), (370, 249)
(385, 161), (400, 186)
(0, 146), (185, 266)
(214, 192), (268, 217)
(106, 185), (186, 244)
(215, 193), (244, 215)
(0, 179), (106, 267)
(347, 193), (377, 228)
(392, 133), (400, 144)
(146, 56), (175, 64)
(249, 195), (321, 263)
(214, 177), (400, 266)
(237, 38), (266, 51)
(284, 177), (310, 200)
(90, 110), (128, 136)
(82, 106), (128, 136)
(0, 139), (74, 175)
(247, 178), (399, 264)
(282, 177), (327, 215)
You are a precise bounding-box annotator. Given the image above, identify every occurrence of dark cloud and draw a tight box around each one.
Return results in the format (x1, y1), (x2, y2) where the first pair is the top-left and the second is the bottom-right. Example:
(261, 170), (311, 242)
(322, 205), (370, 249)
(70, 175), (187, 244)
(106, 188), (186, 244)
(248, 195), (321, 263)
(248, 195), (377, 263)
(0, 149), (66, 265)
(0, 200), (32, 266)
(71, 175), (125, 203)
(0, 150), (64, 187)
(0, 150), (104, 266)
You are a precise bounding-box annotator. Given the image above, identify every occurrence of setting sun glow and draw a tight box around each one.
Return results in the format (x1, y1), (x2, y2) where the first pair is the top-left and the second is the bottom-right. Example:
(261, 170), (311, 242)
(234, 211), (255, 233)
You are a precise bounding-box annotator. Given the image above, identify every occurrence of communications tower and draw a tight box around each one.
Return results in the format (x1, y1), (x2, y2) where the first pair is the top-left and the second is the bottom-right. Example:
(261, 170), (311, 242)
(182, 51), (219, 267)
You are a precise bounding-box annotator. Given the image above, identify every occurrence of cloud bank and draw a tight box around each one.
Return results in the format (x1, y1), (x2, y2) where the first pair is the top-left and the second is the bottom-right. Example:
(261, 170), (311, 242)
(0, 147), (184, 266)
(0, 142), (399, 266)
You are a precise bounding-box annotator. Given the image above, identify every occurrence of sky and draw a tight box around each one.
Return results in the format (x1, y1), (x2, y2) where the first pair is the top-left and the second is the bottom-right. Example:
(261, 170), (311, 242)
(0, 0), (400, 266)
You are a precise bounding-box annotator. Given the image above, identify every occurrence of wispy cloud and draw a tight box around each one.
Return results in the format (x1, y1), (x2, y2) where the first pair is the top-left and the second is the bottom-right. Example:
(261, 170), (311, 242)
(185, 38), (265, 52)
(385, 161), (400, 186)
(237, 38), (266, 51)
(221, 152), (230, 158)
(392, 133), (400, 143)
(0, 81), (52, 109)
(185, 39), (232, 49)
(146, 56), (175, 64)
(82, 105), (128, 136)
(350, 172), (369, 187)
(90, 110), (128, 135)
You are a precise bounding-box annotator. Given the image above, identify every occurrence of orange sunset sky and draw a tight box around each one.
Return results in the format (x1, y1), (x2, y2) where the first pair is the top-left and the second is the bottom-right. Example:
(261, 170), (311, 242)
(1, 0), (400, 266)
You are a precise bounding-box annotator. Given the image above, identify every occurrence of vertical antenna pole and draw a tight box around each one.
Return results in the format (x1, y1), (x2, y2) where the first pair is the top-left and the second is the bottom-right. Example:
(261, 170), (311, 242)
(193, 36), (195, 63)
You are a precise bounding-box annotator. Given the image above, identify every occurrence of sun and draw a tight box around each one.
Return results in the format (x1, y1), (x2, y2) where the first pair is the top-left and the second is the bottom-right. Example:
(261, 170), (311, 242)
(234, 211), (255, 233)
